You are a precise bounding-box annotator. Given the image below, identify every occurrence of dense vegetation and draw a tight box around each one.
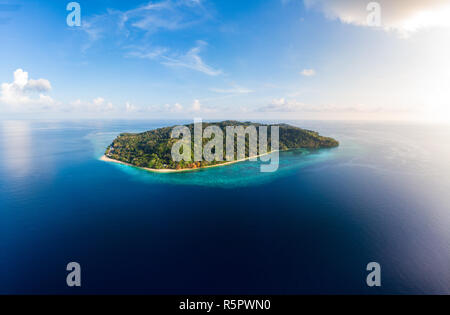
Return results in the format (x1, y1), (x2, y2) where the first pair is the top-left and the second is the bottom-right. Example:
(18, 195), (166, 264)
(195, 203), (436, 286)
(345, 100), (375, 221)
(105, 121), (339, 170)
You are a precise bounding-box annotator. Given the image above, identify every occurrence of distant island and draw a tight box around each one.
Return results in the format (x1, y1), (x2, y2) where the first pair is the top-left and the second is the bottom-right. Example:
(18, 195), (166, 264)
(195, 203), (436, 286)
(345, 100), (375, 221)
(101, 121), (339, 173)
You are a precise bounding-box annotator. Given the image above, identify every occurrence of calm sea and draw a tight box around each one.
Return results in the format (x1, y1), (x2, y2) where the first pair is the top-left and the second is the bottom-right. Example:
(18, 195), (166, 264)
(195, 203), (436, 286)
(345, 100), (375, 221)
(0, 119), (449, 294)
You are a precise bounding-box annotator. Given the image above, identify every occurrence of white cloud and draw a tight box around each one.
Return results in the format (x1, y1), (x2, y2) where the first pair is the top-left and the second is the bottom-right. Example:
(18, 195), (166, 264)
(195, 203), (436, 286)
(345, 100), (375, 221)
(26, 78), (52, 92)
(163, 102), (184, 113)
(69, 97), (115, 112)
(190, 99), (218, 113)
(125, 101), (138, 112)
(93, 97), (105, 106)
(151, 99), (217, 115)
(0, 69), (54, 110)
(303, 0), (450, 35)
(192, 99), (202, 112)
(301, 69), (316, 76)
(12, 69), (28, 89)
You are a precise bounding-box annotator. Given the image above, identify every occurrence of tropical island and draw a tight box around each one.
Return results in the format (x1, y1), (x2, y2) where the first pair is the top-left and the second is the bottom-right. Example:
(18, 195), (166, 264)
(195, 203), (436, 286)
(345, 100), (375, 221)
(101, 121), (339, 173)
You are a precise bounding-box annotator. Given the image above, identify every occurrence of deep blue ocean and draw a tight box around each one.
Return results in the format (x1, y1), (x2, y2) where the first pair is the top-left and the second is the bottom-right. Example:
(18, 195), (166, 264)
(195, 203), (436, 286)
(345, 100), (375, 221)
(0, 119), (449, 294)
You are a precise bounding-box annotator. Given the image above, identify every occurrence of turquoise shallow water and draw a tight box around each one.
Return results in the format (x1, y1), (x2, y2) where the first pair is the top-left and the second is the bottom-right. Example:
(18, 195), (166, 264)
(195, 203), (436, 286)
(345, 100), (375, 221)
(94, 137), (336, 188)
(87, 122), (346, 188)
(107, 149), (336, 188)
(1, 120), (449, 294)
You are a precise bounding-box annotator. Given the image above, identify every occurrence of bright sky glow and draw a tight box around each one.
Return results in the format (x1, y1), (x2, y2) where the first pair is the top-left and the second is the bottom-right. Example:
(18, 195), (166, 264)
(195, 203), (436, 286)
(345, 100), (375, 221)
(0, 0), (449, 122)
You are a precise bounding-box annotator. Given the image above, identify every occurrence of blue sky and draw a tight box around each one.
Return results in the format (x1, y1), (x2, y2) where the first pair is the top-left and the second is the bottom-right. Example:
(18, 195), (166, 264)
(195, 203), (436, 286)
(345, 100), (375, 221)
(1, 0), (450, 121)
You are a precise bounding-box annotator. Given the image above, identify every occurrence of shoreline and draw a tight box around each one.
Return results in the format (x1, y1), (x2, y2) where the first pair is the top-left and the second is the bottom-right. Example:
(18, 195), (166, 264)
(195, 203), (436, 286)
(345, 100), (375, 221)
(99, 151), (278, 174)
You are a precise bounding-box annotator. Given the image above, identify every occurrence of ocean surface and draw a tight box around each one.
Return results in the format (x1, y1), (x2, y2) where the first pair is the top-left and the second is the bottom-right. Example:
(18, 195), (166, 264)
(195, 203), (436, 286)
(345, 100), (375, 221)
(0, 119), (449, 294)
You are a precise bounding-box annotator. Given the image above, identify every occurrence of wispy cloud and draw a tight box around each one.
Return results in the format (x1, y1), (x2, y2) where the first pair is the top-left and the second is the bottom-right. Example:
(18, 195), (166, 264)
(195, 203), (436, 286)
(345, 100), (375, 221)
(125, 101), (138, 112)
(120, 0), (209, 33)
(81, 0), (210, 42)
(160, 41), (222, 76)
(210, 84), (253, 94)
(259, 97), (418, 115)
(127, 40), (221, 76)
(259, 98), (310, 112)
(69, 97), (115, 113)
(126, 47), (169, 60)
(79, 0), (220, 75)
(301, 69), (316, 76)
(141, 98), (216, 115)
(260, 98), (352, 113)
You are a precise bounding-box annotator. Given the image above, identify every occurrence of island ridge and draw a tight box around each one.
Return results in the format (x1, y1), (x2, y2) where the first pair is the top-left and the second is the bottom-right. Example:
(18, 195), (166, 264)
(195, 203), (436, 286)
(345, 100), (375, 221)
(102, 121), (339, 172)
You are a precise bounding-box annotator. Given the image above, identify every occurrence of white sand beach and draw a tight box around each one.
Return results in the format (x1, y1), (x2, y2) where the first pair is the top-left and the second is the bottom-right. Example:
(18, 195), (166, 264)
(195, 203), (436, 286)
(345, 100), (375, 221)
(99, 151), (278, 173)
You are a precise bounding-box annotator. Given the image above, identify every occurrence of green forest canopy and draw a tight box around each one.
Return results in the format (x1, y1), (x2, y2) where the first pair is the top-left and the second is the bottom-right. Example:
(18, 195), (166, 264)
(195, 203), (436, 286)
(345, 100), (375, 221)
(105, 121), (339, 170)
